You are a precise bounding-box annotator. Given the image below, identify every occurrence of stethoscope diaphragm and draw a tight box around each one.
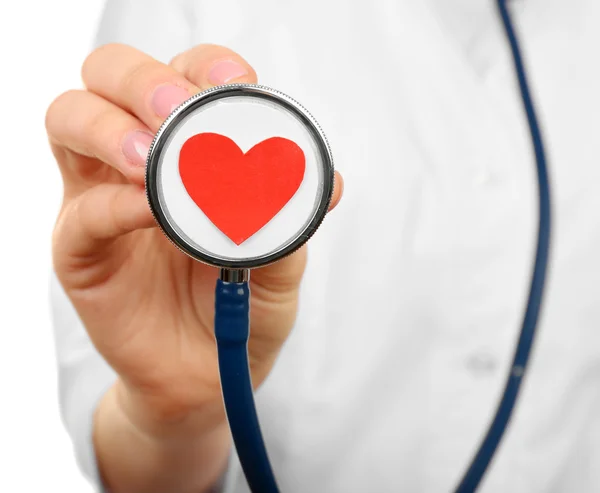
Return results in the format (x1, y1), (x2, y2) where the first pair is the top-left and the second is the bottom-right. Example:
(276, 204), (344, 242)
(146, 84), (334, 269)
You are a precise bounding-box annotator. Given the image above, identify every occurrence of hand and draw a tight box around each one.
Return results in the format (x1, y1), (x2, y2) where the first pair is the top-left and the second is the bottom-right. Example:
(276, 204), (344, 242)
(48, 42), (343, 426)
(47, 43), (343, 489)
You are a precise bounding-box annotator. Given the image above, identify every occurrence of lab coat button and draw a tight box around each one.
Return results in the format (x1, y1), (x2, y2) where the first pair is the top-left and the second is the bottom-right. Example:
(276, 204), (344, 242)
(465, 352), (498, 376)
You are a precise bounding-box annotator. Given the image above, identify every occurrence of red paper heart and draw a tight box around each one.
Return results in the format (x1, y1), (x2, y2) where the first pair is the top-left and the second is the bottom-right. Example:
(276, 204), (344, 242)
(179, 133), (306, 245)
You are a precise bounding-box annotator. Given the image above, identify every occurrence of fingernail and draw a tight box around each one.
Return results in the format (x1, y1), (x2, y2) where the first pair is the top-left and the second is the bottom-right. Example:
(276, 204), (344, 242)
(122, 130), (154, 167)
(151, 84), (191, 118)
(208, 60), (248, 85)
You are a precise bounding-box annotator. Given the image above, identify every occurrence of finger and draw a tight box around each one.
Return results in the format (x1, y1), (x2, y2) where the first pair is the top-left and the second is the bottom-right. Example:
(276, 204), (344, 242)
(54, 184), (154, 262)
(170, 44), (257, 89)
(82, 43), (199, 132)
(329, 171), (344, 212)
(46, 89), (153, 189)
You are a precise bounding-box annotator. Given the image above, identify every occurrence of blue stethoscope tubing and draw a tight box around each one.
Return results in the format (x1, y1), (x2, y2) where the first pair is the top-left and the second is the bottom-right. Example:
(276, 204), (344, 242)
(454, 1), (552, 490)
(213, 0), (552, 491)
(215, 279), (280, 492)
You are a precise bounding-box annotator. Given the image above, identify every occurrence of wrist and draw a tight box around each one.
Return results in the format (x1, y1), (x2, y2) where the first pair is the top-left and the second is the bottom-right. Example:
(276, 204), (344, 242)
(94, 382), (231, 493)
(113, 379), (227, 446)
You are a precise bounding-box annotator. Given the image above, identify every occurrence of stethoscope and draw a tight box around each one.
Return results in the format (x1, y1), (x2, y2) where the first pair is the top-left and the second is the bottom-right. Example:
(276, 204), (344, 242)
(145, 1), (551, 491)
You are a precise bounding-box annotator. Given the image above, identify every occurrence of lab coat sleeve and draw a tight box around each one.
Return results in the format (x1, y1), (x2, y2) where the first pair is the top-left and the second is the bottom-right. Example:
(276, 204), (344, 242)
(50, 271), (116, 491)
(50, 1), (237, 491)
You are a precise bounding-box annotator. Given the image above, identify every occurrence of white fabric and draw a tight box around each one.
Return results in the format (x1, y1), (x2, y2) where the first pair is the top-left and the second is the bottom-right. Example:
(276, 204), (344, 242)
(50, 0), (600, 492)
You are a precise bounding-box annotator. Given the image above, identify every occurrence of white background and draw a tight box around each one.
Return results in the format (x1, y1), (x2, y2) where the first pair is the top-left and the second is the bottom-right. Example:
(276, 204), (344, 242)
(0, 1), (105, 491)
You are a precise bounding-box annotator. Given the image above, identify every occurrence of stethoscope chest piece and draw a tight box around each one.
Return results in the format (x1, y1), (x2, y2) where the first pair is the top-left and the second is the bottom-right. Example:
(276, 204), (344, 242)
(146, 84), (334, 269)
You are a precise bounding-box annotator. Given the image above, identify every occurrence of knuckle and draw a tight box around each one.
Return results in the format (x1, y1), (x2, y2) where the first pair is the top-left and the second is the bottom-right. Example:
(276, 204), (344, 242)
(176, 42), (218, 61)
(53, 92), (116, 157)
(85, 106), (111, 140)
(203, 43), (253, 67)
(45, 89), (81, 135)
(78, 111), (114, 162)
(169, 50), (187, 70)
(51, 199), (75, 272)
(51, 206), (67, 252)
(44, 89), (77, 132)
(120, 59), (162, 97)
(197, 42), (234, 55)
(81, 43), (127, 85)
(175, 43), (256, 82)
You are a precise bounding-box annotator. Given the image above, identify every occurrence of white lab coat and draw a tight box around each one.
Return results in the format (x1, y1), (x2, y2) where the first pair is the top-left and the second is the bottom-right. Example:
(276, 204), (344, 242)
(51, 0), (600, 491)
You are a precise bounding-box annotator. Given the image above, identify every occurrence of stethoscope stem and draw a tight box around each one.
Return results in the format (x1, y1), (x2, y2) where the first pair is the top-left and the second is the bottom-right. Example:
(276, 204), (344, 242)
(220, 268), (250, 283)
(215, 268), (280, 492)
